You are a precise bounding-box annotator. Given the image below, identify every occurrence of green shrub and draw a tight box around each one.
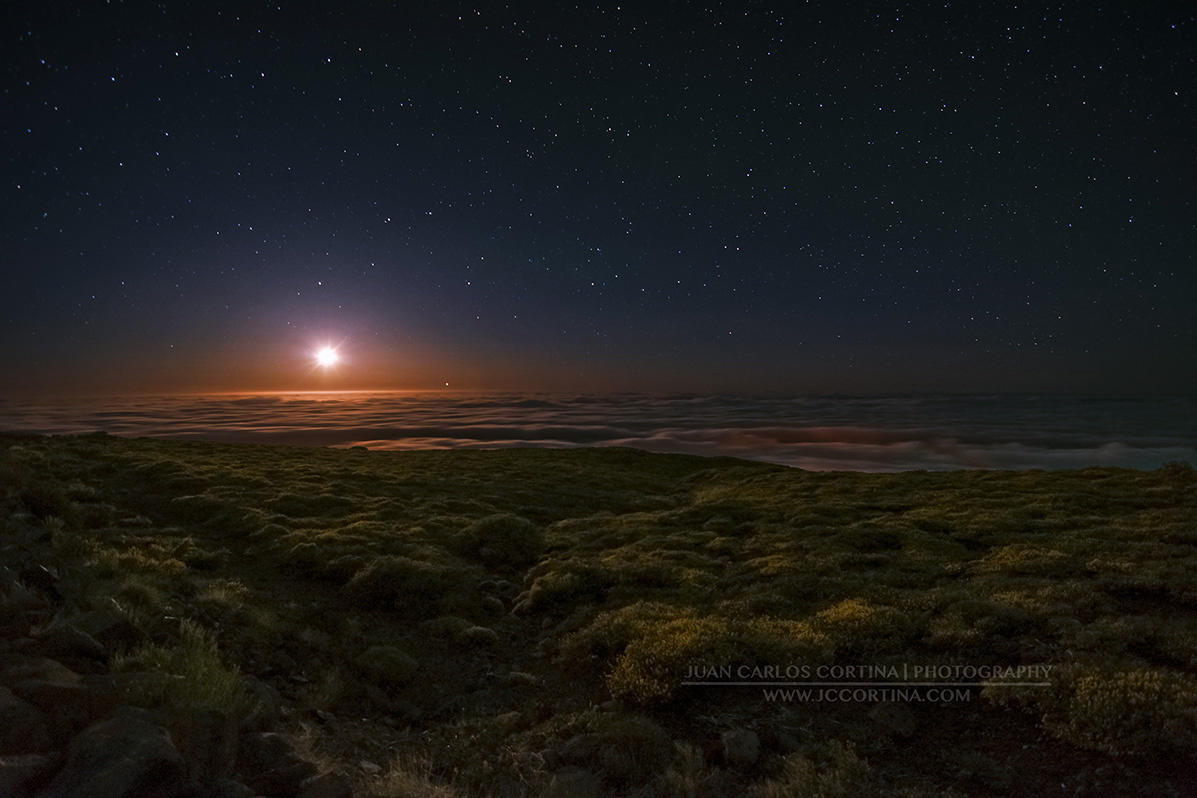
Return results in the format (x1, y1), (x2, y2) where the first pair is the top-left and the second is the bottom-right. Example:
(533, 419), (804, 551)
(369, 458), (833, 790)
(566, 603), (827, 705)
(1159, 460), (1194, 479)
(20, 482), (73, 521)
(458, 625), (501, 647)
(973, 545), (1080, 578)
(814, 598), (918, 656)
(756, 740), (872, 798)
(608, 615), (733, 704)
(518, 563), (607, 612)
(456, 513), (544, 569)
(1050, 668), (1197, 755)
(343, 555), (458, 610)
(590, 714), (673, 785)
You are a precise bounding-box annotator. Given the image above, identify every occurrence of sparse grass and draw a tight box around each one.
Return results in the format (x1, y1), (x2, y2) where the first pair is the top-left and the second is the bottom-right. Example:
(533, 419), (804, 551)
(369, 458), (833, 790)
(361, 753), (463, 798)
(1, 432), (1194, 796)
(113, 618), (250, 715)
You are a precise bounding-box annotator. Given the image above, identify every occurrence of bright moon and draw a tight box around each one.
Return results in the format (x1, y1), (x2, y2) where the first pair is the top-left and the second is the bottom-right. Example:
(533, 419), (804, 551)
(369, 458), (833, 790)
(315, 346), (339, 367)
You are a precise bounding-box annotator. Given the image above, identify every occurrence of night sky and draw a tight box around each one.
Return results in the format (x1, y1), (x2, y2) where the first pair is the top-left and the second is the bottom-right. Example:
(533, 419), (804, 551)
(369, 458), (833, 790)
(4, 2), (1194, 395)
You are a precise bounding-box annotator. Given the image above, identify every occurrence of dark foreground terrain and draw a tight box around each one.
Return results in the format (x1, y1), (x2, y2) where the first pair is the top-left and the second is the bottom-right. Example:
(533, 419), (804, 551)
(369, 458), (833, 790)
(1, 432), (1195, 796)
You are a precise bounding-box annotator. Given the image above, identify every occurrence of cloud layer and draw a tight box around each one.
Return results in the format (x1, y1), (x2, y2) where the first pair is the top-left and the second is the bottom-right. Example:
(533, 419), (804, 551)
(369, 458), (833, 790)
(1, 392), (1192, 472)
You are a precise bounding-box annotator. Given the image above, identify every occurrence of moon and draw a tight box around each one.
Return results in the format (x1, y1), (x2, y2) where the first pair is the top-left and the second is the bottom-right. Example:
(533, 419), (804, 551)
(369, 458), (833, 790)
(314, 346), (339, 367)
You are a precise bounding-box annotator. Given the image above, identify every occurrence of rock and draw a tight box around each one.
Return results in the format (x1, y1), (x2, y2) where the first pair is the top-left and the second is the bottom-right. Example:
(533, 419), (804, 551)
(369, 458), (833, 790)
(540, 748), (561, 769)
(0, 581), (50, 635)
(868, 703), (917, 738)
(1, 568), (50, 614)
(493, 711), (523, 731)
(0, 688), (51, 754)
(776, 730), (803, 753)
(238, 732), (318, 797)
(11, 679), (113, 741)
(241, 676), (283, 731)
(493, 579), (520, 597)
(361, 684), (393, 711)
(721, 728), (760, 769)
(391, 698), (422, 723)
(355, 646), (418, 687)
(1, 657), (80, 685)
(18, 566), (60, 602)
(0, 752), (60, 798)
(504, 671), (539, 687)
(84, 672), (172, 709)
(203, 778), (254, 798)
(74, 606), (141, 650)
(558, 734), (602, 765)
(0, 637), (39, 654)
(35, 625), (106, 665)
(297, 771), (353, 798)
(593, 717), (672, 784)
(39, 706), (187, 798)
(359, 760), (381, 774)
(0, 565), (21, 592)
(170, 708), (239, 781)
(541, 767), (602, 798)
(521, 750), (546, 771)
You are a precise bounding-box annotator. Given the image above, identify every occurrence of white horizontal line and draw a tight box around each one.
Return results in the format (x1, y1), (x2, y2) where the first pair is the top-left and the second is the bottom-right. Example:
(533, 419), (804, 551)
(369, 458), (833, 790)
(680, 681), (1051, 687)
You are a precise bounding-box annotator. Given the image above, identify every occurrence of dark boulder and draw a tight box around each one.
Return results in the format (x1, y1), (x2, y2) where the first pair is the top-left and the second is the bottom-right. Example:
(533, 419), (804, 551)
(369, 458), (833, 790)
(0, 752), (60, 798)
(236, 732), (318, 797)
(0, 688), (51, 754)
(37, 706), (187, 798)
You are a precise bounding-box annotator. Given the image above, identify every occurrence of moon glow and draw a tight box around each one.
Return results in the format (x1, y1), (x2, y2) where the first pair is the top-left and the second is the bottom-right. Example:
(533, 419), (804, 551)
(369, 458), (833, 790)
(315, 346), (339, 368)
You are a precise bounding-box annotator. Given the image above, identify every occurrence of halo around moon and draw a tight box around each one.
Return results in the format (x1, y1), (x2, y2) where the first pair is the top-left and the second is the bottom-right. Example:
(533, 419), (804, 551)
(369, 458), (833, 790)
(315, 346), (339, 367)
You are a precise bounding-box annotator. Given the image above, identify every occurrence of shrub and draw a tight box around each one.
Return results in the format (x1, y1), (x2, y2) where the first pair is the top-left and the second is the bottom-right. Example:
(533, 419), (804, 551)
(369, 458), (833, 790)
(458, 625), (501, 647)
(814, 598), (918, 656)
(20, 482), (73, 522)
(562, 601), (829, 705)
(1050, 668), (1197, 755)
(1159, 460), (1194, 479)
(343, 555), (457, 610)
(973, 545), (1079, 578)
(356, 646), (419, 687)
(284, 541), (323, 577)
(518, 563), (607, 612)
(590, 714), (673, 785)
(456, 513), (544, 569)
(653, 742), (710, 797)
(607, 614), (733, 704)
(756, 740), (872, 797)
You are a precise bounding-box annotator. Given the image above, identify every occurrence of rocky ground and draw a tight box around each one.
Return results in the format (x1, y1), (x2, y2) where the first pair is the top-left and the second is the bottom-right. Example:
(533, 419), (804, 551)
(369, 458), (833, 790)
(0, 552), (355, 798)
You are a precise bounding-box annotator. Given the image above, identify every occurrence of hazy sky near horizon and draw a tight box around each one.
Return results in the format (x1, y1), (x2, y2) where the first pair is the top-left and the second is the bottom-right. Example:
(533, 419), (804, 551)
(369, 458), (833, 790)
(3, 2), (1194, 395)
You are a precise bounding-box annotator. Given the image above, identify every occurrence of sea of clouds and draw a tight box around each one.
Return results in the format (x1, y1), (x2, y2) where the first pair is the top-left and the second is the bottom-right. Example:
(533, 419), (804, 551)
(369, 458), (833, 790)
(0, 392), (1193, 472)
